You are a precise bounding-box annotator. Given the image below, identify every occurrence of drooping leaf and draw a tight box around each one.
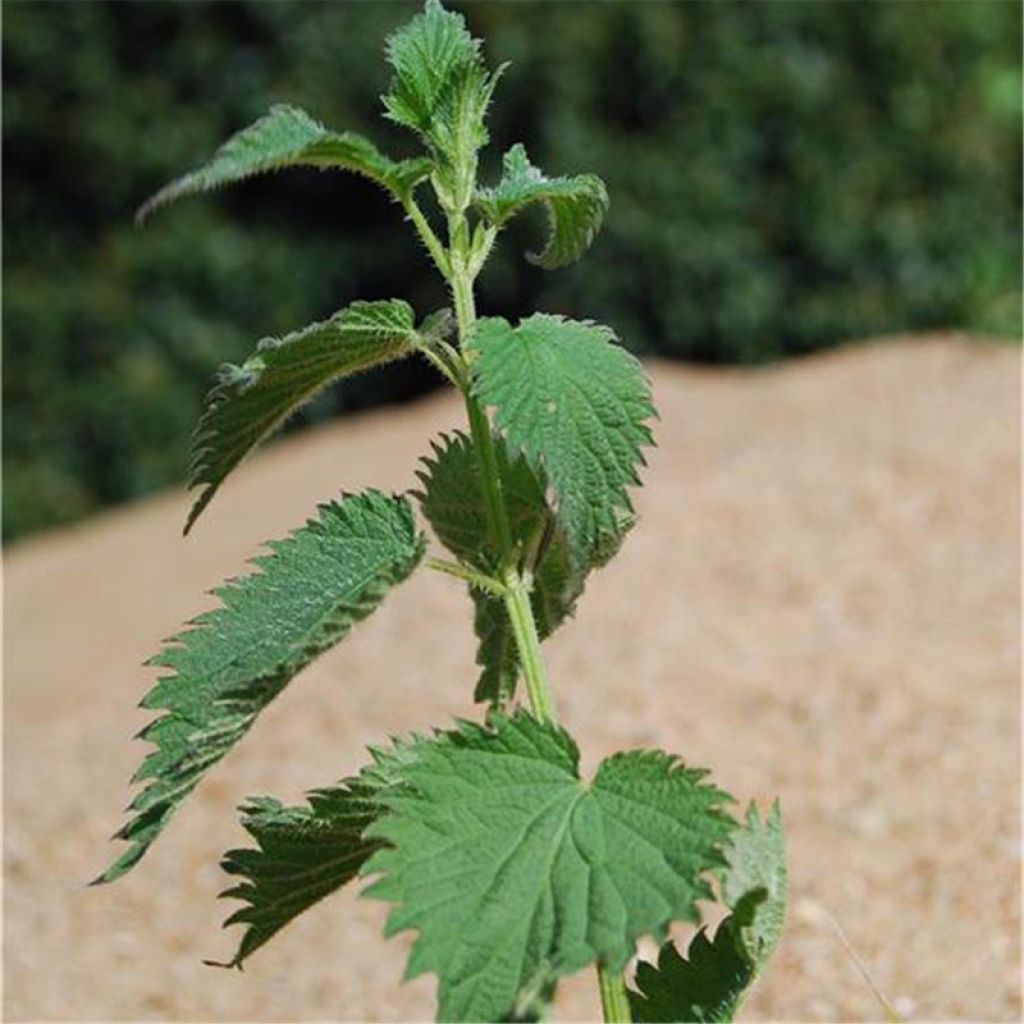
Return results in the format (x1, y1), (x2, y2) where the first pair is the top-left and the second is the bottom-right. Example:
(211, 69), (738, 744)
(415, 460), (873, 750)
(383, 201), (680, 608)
(470, 314), (654, 567)
(186, 299), (438, 533)
(475, 144), (609, 268)
(383, 0), (503, 210)
(415, 432), (627, 704)
(137, 104), (431, 222)
(96, 492), (425, 884)
(213, 740), (421, 967)
(722, 802), (787, 970)
(628, 917), (755, 1024)
(361, 711), (735, 1022)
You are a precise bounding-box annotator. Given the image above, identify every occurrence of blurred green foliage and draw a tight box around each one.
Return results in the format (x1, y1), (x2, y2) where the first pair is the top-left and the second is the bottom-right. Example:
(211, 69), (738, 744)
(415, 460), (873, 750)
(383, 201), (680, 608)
(4, 1), (1020, 541)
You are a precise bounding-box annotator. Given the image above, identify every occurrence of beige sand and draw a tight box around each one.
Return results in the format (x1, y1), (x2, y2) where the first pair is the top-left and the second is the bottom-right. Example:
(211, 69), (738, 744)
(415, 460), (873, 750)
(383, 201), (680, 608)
(4, 335), (1020, 1022)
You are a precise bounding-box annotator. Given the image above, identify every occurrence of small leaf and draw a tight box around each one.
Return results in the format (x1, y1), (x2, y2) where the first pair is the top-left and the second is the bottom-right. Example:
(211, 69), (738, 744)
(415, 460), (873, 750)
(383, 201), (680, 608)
(475, 144), (609, 268)
(383, 1), (503, 210)
(96, 492), (425, 884)
(361, 711), (735, 1022)
(415, 432), (627, 704)
(186, 299), (432, 533)
(138, 104), (431, 221)
(415, 430), (547, 572)
(628, 918), (755, 1024)
(722, 802), (787, 970)
(470, 591), (521, 704)
(470, 314), (654, 567)
(383, 0), (481, 138)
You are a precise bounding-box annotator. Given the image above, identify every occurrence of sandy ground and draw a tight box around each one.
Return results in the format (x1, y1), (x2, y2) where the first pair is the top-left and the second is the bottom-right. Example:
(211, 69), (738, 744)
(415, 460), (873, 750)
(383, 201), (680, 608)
(3, 334), (1020, 1023)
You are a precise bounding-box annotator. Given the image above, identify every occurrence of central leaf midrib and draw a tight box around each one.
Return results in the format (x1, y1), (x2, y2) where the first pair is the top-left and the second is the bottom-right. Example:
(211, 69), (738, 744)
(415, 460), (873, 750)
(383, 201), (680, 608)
(446, 778), (587, 1016)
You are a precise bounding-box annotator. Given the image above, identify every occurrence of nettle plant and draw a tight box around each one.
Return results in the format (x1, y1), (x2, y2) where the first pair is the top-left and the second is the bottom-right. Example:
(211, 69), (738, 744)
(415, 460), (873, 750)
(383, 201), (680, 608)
(98, 5), (786, 1021)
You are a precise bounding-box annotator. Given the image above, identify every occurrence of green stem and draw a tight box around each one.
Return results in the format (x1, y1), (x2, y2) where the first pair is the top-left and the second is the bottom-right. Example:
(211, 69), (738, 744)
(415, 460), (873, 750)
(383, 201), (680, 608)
(504, 569), (556, 723)
(447, 217), (557, 725)
(403, 196), (450, 278)
(597, 965), (632, 1023)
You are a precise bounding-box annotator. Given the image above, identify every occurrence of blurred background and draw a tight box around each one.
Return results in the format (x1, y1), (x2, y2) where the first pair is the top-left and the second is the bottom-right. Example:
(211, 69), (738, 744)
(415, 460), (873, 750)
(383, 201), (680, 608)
(3, 0), (1020, 541)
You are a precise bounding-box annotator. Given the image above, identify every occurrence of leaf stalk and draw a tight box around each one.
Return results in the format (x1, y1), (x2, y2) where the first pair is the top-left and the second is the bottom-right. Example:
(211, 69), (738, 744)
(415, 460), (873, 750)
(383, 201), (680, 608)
(426, 557), (506, 597)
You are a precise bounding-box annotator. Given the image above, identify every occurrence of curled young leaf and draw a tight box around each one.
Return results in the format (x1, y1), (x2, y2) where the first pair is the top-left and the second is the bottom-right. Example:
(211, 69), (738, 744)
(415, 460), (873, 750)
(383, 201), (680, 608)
(475, 144), (609, 268)
(415, 432), (631, 704)
(628, 804), (788, 1022)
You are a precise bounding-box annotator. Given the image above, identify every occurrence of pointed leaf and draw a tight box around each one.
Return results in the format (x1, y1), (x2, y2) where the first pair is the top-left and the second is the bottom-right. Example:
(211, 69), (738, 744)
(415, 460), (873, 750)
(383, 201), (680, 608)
(475, 144), (609, 268)
(470, 314), (654, 567)
(138, 104), (432, 221)
(186, 299), (433, 533)
(97, 492), (425, 884)
(383, 0), (503, 210)
(361, 712), (735, 1022)
(383, 0), (481, 137)
(216, 786), (381, 967)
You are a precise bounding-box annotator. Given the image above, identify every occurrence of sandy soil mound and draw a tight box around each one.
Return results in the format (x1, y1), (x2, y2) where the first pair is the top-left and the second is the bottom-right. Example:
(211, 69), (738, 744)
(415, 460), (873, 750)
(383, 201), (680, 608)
(4, 335), (1020, 1022)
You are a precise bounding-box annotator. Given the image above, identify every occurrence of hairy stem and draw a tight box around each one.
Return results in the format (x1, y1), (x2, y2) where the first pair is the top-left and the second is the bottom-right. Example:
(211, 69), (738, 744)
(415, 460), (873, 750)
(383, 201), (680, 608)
(504, 569), (556, 723)
(597, 965), (632, 1023)
(447, 217), (558, 725)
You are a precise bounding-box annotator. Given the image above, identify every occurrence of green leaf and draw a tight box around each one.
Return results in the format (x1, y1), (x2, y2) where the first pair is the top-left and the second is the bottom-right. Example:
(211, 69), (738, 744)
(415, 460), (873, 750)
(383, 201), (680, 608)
(186, 299), (435, 533)
(361, 712), (735, 1022)
(96, 491), (425, 885)
(475, 144), (610, 268)
(383, 0), (481, 137)
(628, 918), (755, 1024)
(138, 104), (432, 222)
(215, 786), (380, 968)
(722, 802), (787, 971)
(415, 429), (552, 572)
(213, 741), (421, 968)
(470, 592), (521, 704)
(383, 1), (503, 210)
(627, 804), (787, 1022)
(470, 314), (654, 567)
(415, 432), (627, 704)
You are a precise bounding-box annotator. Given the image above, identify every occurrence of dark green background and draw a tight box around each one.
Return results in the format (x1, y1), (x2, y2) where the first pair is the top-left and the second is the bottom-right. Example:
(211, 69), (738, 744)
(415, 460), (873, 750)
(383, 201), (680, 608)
(4, 1), (1020, 541)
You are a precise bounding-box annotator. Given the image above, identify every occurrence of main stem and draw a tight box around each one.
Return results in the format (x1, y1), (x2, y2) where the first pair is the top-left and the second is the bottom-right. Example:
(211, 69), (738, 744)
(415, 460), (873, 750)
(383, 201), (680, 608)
(448, 241), (557, 724)
(445, 207), (628, 1022)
